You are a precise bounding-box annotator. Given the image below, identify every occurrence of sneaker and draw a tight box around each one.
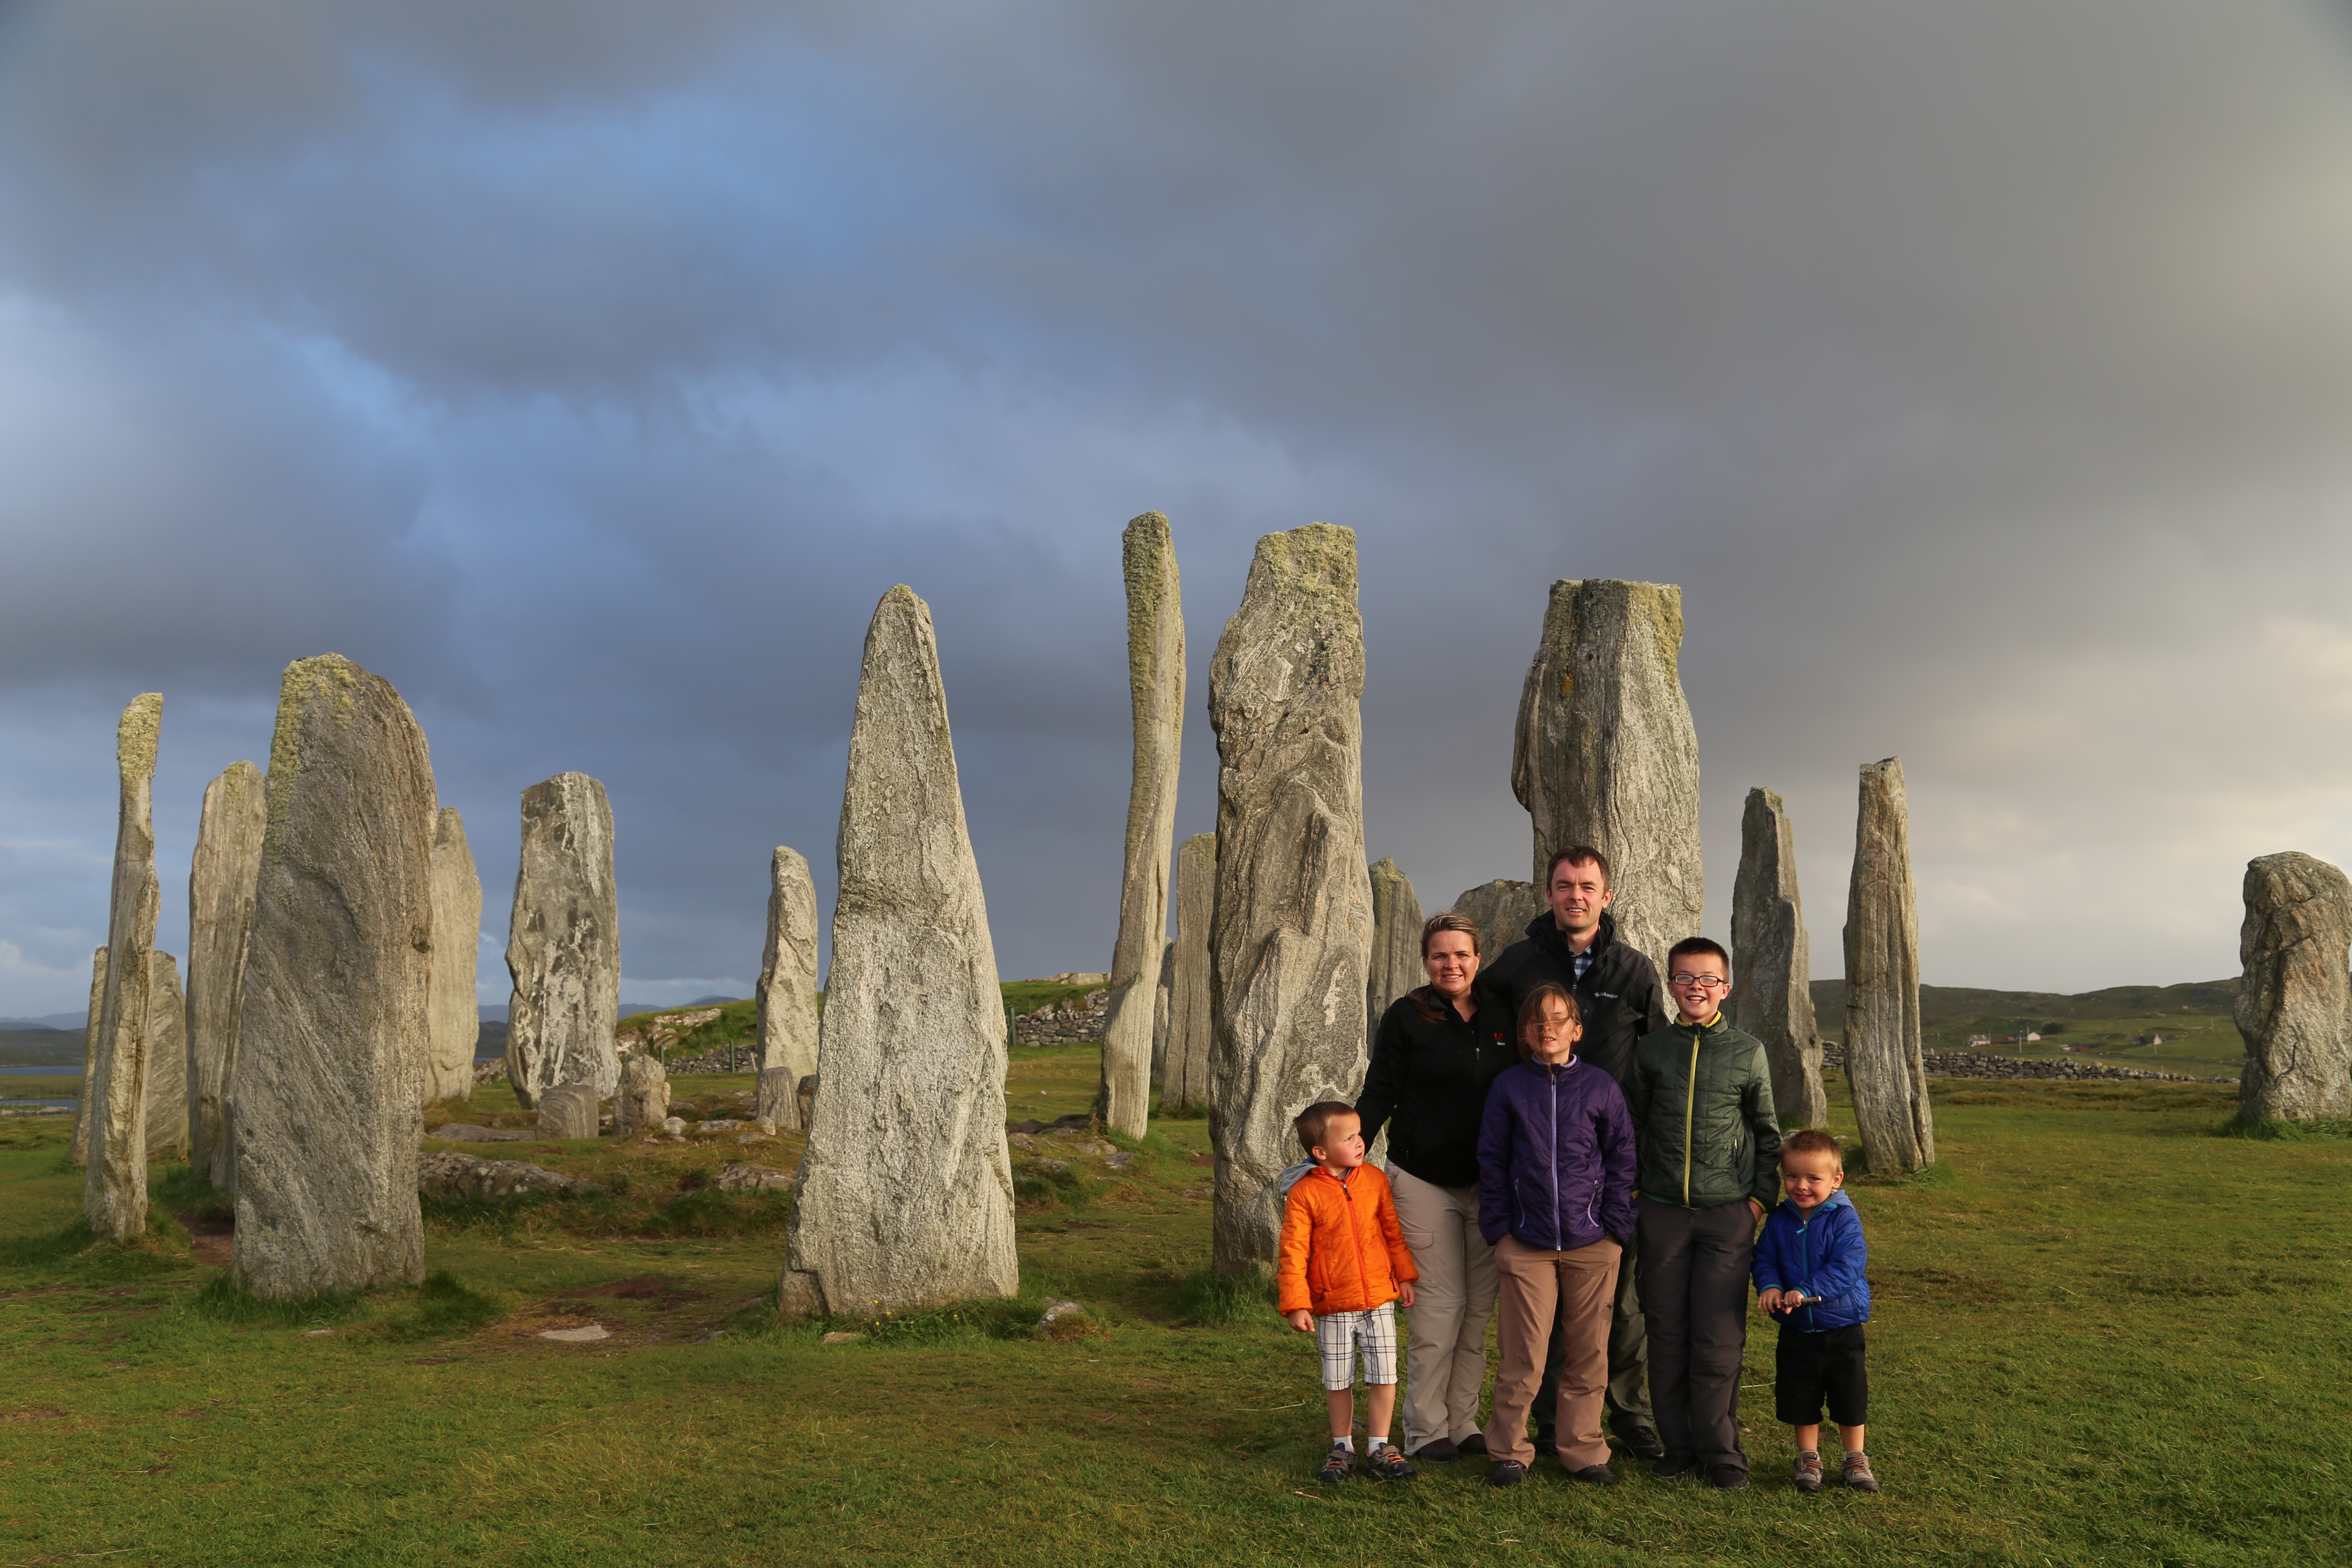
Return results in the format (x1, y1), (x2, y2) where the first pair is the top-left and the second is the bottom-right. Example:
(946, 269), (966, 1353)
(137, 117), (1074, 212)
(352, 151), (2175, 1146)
(1843, 1452), (1880, 1493)
(1489, 1460), (1528, 1488)
(1709, 1464), (1750, 1491)
(1568, 1464), (1620, 1486)
(1316, 1446), (1354, 1484)
(1365, 1445), (1419, 1481)
(1456, 1433), (1489, 1457)
(1793, 1450), (1824, 1494)
(1650, 1455), (1698, 1482)
(1614, 1427), (1666, 1461)
(1411, 1438), (1460, 1463)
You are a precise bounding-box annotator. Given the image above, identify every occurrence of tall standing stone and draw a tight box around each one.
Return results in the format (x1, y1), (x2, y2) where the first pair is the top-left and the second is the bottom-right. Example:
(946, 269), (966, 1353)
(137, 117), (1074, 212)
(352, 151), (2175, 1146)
(1150, 940), (1175, 1083)
(1512, 579), (1703, 968)
(1207, 525), (1373, 1277)
(1099, 512), (1185, 1137)
(188, 760), (266, 1187)
(85, 693), (162, 1243)
(778, 585), (1017, 1316)
(425, 808), (483, 1105)
(2235, 852), (2352, 1124)
(1842, 757), (1934, 1173)
(754, 846), (822, 1131)
(69, 946), (104, 1165)
(1732, 788), (1828, 1129)
(503, 773), (620, 1110)
(1452, 879), (1547, 969)
(1366, 858), (1424, 1042)
(1160, 833), (1216, 1112)
(144, 953), (188, 1157)
(231, 655), (434, 1299)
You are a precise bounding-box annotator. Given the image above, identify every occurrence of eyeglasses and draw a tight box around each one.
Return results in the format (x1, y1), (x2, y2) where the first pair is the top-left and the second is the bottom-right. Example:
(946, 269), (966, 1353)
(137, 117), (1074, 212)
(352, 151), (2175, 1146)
(1667, 973), (1729, 989)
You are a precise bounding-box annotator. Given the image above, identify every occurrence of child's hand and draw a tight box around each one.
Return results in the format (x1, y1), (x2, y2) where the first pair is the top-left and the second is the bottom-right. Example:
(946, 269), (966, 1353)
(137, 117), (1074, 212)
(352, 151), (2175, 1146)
(1286, 1309), (1314, 1334)
(1756, 1288), (1785, 1315)
(1398, 1281), (1416, 1309)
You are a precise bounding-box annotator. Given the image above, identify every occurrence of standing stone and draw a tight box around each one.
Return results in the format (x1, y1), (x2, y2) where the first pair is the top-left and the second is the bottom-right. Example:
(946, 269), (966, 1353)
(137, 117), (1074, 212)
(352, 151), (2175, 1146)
(1099, 512), (1185, 1138)
(1160, 833), (1215, 1112)
(69, 946), (104, 1166)
(1366, 858), (1424, 1042)
(231, 655), (434, 1300)
(425, 808), (482, 1105)
(1511, 579), (1703, 968)
(753, 846), (822, 1131)
(1731, 788), (1828, 1129)
(1150, 940), (1175, 1083)
(187, 760), (266, 1187)
(778, 585), (1017, 1316)
(615, 1052), (670, 1136)
(85, 693), (162, 1243)
(1841, 758), (1935, 1173)
(536, 1083), (600, 1139)
(1452, 879), (1547, 969)
(144, 953), (188, 1157)
(1207, 525), (1373, 1277)
(503, 773), (620, 1111)
(2235, 852), (2352, 1124)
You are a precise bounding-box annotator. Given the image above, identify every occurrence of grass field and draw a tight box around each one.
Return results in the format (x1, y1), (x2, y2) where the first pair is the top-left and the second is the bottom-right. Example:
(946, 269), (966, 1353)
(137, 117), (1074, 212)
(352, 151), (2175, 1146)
(1814, 980), (2247, 1079)
(3, 1046), (2347, 1566)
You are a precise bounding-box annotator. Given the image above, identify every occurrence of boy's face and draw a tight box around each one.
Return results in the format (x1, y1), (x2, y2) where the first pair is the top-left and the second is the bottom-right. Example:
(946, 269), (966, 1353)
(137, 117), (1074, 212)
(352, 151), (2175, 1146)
(1780, 1148), (1844, 1212)
(1666, 952), (1731, 1023)
(1312, 1113), (1366, 1173)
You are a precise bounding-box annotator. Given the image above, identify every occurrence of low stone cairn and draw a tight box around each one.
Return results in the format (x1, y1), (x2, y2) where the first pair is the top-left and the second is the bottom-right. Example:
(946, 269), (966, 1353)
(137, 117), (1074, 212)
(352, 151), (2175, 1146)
(1822, 1042), (2229, 1084)
(1015, 989), (1108, 1045)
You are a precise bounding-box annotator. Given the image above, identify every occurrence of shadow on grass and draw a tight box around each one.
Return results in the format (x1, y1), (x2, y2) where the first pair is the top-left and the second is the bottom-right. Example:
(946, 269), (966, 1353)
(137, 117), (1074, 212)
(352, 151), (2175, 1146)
(2217, 1115), (2352, 1141)
(1169, 1267), (1272, 1326)
(187, 1274), (366, 1329)
(419, 1185), (796, 1241)
(379, 1271), (508, 1341)
(1848, 1157), (1961, 1189)
(0, 1207), (193, 1280)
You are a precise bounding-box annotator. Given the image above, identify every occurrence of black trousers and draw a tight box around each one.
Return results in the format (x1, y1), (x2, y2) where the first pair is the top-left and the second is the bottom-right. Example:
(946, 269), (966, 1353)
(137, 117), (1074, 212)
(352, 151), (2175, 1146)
(1534, 1223), (1655, 1440)
(1635, 1197), (1756, 1472)
(1775, 1322), (1868, 1429)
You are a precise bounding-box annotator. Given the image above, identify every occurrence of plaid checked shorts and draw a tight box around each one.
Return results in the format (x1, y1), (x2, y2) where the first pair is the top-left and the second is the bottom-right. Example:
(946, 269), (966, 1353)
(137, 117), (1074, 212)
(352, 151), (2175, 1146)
(1314, 1301), (1399, 1391)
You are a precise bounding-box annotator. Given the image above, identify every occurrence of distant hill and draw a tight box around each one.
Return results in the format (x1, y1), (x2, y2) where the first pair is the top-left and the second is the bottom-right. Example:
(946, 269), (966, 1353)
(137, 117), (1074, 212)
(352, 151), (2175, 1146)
(1810, 977), (2242, 1076)
(0, 1028), (85, 1067)
(0, 1014), (85, 1031)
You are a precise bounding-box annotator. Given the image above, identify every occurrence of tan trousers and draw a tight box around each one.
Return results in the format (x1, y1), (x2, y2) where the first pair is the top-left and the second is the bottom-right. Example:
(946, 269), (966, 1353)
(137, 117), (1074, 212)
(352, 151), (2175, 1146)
(1387, 1165), (1497, 1451)
(1485, 1233), (1621, 1469)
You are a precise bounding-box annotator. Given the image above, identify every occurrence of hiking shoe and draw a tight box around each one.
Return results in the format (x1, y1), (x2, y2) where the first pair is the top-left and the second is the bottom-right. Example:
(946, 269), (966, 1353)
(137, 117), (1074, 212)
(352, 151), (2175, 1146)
(1456, 1433), (1488, 1457)
(1843, 1452), (1880, 1493)
(1709, 1464), (1750, 1491)
(1410, 1438), (1459, 1463)
(1365, 1445), (1418, 1481)
(1615, 1427), (1666, 1461)
(1568, 1464), (1620, 1486)
(1793, 1450), (1824, 1494)
(1489, 1460), (1528, 1488)
(1650, 1455), (1698, 1482)
(1316, 1446), (1354, 1484)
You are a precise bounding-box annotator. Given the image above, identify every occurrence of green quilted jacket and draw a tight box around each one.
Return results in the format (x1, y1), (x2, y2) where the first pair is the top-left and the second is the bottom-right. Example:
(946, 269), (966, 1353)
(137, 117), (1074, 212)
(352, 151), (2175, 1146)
(1624, 1014), (1783, 1211)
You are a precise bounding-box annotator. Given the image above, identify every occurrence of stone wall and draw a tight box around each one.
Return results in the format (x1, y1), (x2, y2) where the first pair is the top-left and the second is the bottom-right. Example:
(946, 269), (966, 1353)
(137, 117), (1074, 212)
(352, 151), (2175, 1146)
(1015, 990), (1108, 1045)
(1821, 1042), (2228, 1085)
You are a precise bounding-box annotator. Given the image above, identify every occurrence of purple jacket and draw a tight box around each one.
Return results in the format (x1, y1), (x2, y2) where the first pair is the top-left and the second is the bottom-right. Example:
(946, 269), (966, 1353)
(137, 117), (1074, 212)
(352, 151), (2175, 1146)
(1477, 1056), (1638, 1252)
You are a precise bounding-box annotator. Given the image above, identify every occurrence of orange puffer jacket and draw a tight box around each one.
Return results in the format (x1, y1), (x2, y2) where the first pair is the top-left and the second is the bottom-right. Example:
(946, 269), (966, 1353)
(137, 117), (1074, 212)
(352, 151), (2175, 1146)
(1276, 1164), (1419, 1317)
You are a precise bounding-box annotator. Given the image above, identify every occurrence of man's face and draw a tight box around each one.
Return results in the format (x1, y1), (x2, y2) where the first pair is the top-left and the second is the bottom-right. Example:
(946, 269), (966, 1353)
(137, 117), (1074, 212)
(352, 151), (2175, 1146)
(1313, 1114), (1366, 1172)
(1666, 952), (1731, 1021)
(1549, 859), (1611, 934)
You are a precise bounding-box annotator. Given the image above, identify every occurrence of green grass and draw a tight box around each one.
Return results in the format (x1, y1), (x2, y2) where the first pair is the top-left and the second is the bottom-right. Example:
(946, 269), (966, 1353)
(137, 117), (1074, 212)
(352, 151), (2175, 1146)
(1814, 977), (2246, 1078)
(4, 1054), (2348, 1565)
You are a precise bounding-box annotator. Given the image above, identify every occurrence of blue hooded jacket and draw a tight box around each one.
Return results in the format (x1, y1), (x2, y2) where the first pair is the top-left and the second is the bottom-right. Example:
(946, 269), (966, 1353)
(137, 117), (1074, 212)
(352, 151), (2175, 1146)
(1476, 1056), (1638, 1252)
(1751, 1190), (1870, 1331)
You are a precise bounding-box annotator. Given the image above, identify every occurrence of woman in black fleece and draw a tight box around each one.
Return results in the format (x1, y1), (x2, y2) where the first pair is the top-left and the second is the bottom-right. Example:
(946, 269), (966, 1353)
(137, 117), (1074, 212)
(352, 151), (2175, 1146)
(1354, 911), (1522, 1462)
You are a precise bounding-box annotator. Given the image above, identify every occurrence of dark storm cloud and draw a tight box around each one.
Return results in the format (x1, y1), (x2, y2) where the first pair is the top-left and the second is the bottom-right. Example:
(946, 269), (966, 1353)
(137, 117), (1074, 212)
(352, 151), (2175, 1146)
(7, 0), (2352, 1011)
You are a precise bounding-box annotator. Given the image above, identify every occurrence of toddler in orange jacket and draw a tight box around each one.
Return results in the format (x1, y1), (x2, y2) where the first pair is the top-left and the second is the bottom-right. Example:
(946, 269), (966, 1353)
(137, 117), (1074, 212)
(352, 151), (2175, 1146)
(1277, 1100), (1421, 1483)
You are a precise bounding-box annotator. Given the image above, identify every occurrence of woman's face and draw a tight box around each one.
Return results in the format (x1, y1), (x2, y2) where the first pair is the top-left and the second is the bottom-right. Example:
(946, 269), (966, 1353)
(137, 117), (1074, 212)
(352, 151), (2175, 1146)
(1523, 996), (1582, 1064)
(1423, 929), (1479, 996)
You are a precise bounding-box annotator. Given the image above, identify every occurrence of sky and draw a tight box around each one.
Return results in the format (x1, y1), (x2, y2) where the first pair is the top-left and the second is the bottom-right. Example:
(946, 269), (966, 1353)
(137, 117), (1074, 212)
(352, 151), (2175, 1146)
(7, 0), (2352, 1017)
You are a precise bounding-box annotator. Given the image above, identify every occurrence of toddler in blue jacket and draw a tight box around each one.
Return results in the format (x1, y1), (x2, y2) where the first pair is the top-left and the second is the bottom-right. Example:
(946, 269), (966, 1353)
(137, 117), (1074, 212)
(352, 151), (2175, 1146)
(1752, 1128), (1878, 1494)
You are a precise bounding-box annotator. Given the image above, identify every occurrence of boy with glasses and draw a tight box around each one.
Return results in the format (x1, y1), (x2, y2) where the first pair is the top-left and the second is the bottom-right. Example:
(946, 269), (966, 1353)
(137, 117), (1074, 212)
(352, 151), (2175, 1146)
(1624, 937), (1782, 1491)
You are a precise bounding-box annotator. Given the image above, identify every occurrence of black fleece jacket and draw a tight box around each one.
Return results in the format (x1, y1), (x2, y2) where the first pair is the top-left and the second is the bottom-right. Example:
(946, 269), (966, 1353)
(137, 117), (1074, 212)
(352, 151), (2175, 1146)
(1481, 910), (1667, 1089)
(1354, 985), (1521, 1190)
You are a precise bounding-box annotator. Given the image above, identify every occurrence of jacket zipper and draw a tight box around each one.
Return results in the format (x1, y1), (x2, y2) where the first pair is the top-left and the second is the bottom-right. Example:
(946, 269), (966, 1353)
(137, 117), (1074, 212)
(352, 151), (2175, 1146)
(1548, 1066), (1562, 1250)
(1342, 1172), (1375, 1311)
(1681, 1026), (1700, 1206)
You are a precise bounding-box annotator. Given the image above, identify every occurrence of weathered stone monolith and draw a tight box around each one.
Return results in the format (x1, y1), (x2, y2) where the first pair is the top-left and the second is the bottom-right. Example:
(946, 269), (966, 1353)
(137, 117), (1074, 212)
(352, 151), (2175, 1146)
(1512, 580), (1702, 968)
(85, 693), (162, 1243)
(536, 1082), (600, 1139)
(188, 760), (266, 1187)
(144, 952), (187, 1157)
(778, 585), (1017, 1317)
(503, 773), (620, 1110)
(1207, 525), (1374, 1277)
(1099, 512), (1185, 1138)
(1150, 940), (1174, 1082)
(425, 808), (482, 1105)
(1160, 833), (1215, 1112)
(70, 946), (104, 1166)
(753, 846), (821, 1131)
(2235, 851), (2352, 1124)
(1841, 758), (1934, 1173)
(1732, 788), (1827, 1129)
(615, 1052), (670, 1135)
(1366, 858), (1423, 1041)
(1452, 879), (1547, 969)
(230, 655), (434, 1299)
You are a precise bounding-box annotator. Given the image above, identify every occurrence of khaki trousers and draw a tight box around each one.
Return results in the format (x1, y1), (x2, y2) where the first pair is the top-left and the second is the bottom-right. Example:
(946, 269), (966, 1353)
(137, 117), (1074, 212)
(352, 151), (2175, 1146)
(1387, 1165), (1498, 1451)
(1484, 1233), (1621, 1470)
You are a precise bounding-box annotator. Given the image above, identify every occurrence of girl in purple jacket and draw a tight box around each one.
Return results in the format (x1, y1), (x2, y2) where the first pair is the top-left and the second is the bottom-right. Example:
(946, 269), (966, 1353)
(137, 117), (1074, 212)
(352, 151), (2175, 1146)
(1475, 982), (1639, 1487)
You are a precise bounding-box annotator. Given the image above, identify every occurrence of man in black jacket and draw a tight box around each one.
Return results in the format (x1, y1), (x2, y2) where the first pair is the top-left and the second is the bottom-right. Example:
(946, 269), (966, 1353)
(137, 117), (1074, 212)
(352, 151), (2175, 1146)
(1482, 846), (1669, 1461)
